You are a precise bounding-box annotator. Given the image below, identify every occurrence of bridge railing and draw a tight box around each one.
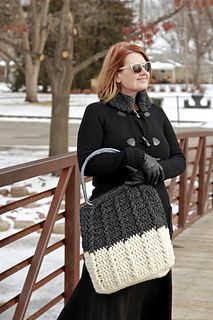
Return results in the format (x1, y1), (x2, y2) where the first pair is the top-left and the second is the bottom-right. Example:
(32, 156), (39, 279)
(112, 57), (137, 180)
(170, 131), (213, 236)
(0, 153), (80, 320)
(0, 131), (212, 319)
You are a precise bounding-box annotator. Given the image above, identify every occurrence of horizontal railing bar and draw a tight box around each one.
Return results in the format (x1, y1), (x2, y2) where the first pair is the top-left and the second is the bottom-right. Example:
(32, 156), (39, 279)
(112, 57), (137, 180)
(34, 267), (64, 291)
(0, 239), (64, 281)
(0, 212), (64, 248)
(188, 161), (205, 167)
(188, 146), (200, 151)
(176, 131), (213, 139)
(170, 197), (179, 202)
(187, 161), (196, 165)
(0, 133), (211, 188)
(0, 294), (19, 314)
(0, 268), (64, 315)
(0, 152), (77, 188)
(26, 294), (64, 320)
(0, 188), (55, 215)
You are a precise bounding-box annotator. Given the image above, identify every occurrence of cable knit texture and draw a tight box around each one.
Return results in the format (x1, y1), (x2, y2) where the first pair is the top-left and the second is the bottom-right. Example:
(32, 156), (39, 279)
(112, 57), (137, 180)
(80, 183), (175, 294)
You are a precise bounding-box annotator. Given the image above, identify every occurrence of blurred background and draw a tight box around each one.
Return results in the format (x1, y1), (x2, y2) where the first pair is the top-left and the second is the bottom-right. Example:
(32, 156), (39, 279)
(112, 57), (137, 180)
(0, 0), (212, 158)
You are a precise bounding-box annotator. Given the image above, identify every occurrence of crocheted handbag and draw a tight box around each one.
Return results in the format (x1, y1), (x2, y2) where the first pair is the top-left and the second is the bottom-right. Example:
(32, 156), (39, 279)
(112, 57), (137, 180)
(80, 148), (175, 294)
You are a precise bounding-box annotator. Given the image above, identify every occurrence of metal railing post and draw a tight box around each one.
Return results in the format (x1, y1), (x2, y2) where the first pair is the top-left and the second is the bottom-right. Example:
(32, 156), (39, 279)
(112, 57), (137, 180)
(64, 163), (80, 302)
(198, 136), (206, 215)
(178, 138), (188, 228)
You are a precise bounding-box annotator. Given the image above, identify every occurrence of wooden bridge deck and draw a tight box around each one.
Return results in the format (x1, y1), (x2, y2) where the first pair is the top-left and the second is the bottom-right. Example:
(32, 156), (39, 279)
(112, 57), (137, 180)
(173, 211), (213, 320)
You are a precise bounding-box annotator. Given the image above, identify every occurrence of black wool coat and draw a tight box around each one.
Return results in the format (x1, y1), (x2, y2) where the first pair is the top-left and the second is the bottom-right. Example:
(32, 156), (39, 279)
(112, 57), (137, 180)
(77, 95), (186, 232)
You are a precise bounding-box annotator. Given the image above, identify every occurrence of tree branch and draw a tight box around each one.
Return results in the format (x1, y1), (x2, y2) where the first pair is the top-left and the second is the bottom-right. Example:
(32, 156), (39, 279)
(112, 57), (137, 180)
(73, 49), (108, 76)
(201, 36), (213, 56)
(54, 0), (74, 81)
(0, 36), (20, 51)
(206, 6), (213, 29)
(38, 0), (50, 54)
(149, 3), (186, 27)
(188, 9), (199, 43)
(55, 0), (73, 61)
(31, 0), (40, 53)
(0, 48), (24, 73)
(16, 0), (31, 53)
(125, 4), (186, 43)
(43, 57), (53, 79)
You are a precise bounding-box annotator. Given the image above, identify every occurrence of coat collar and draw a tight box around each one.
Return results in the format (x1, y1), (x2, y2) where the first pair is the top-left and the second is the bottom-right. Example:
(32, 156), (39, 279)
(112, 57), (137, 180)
(107, 91), (151, 114)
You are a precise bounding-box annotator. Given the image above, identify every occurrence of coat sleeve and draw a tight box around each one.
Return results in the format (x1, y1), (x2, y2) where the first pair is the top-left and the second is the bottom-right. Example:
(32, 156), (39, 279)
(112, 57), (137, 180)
(77, 103), (127, 176)
(158, 113), (186, 179)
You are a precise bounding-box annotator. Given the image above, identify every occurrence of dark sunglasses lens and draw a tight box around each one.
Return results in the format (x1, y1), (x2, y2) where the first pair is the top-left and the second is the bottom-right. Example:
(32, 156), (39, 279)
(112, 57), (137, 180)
(132, 62), (151, 73)
(144, 62), (151, 71)
(132, 64), (142, 73)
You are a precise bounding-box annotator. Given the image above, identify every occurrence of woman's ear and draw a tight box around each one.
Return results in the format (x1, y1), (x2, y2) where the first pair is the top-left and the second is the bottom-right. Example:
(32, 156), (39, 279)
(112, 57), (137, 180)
(116, 74), (121, 83)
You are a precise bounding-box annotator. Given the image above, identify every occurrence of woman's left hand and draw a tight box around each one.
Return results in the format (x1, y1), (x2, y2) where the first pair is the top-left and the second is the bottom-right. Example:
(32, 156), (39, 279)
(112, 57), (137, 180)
(142, 153), (165, 186)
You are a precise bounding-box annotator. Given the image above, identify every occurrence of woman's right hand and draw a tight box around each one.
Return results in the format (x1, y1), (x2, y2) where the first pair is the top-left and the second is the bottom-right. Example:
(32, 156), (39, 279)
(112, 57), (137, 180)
(142, 153), (165, 186)
(125, 169), (145, 186)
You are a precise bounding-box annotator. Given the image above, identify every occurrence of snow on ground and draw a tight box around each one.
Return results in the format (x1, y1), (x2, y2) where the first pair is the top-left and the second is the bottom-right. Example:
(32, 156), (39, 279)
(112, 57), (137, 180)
(0, 146), (49, 168)
(0, 92), (97, 120)
(0, 89), (213, 125)
(0, 227), (80, 320)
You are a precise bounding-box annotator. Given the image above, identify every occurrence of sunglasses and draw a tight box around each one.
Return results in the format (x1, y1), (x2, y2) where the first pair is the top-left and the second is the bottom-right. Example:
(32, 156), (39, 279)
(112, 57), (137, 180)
(119, 61), (151, 73)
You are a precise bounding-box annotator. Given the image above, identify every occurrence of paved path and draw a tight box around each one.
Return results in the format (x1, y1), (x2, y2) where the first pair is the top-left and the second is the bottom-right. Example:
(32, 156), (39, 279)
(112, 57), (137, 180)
(173, 212), (213, 320)
(0, 120), (79, 147)
(0, 119), (212, 149)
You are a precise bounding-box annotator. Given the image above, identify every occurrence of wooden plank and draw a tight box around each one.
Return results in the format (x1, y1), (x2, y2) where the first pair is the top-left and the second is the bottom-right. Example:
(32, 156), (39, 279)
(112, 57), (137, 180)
(173, 211), (213, 320)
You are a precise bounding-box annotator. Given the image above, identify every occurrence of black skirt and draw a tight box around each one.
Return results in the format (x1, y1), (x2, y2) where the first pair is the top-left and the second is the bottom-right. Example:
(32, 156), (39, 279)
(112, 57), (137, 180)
(56, 265), (172, 320)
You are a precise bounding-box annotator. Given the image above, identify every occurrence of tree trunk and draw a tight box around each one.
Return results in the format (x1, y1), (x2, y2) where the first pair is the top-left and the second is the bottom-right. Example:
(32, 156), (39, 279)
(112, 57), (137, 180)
(5, 60), (10, 83)
(195, 45), (201, 88)
(49, 85), (71, 157)
(42, 83), (48, 93)
(25, 59), (40, 102)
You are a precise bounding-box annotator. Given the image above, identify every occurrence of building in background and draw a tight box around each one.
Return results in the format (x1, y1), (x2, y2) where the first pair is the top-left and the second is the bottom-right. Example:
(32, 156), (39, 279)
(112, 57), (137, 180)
(149, 52), (213, 84)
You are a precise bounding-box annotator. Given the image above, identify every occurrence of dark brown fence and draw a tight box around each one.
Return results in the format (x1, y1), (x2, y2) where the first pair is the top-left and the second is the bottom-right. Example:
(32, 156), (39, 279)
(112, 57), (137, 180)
(0, 153), (80, 320)
(170, 131), (213, 235)
(0, 131), (212, 319)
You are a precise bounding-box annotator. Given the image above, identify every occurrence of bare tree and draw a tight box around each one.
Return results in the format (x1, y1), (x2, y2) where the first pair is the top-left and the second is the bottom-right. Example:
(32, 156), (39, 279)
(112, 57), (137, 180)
(123, 0), (185, 48)
(0, 0), (50, 102)
(187, 2), (213, 87)
(156, 0), (213, 87)
(44, 0), (108, 156)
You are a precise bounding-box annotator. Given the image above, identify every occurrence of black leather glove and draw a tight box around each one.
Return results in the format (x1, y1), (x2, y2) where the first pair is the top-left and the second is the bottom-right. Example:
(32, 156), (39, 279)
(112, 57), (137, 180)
(124, 147), (145, 169)
(125, 168), (145, 186)
(142, 153), (165, 186)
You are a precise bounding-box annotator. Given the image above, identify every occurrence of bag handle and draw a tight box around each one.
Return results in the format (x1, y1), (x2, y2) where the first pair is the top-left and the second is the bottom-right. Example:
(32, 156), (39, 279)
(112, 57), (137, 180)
(80, 148), (120, 206)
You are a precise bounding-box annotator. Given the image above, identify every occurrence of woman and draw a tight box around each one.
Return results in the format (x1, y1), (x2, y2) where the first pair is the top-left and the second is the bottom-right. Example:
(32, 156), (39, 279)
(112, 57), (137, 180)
(57, 42), (186, 320)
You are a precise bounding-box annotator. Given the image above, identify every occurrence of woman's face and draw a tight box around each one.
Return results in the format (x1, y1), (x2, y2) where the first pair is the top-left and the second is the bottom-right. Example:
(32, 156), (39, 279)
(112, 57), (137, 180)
(116, 52), (150, 97)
